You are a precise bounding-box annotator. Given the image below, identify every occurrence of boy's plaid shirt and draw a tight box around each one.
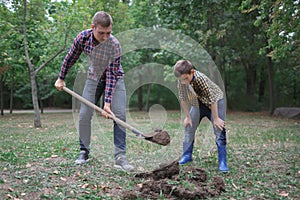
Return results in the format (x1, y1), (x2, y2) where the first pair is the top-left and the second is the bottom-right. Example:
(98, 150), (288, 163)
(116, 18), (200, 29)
(58, 29), (124, 103)
(178, 70), (223, 108)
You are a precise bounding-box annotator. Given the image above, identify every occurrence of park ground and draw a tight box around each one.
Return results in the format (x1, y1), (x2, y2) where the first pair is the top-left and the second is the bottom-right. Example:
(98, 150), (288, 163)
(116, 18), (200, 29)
(0, 110), (299, 199)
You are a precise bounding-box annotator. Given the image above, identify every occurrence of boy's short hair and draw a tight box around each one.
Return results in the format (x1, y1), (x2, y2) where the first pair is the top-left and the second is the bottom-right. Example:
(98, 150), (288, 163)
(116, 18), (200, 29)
(93, 11), (113, 28)
(173, 60), (194, 77)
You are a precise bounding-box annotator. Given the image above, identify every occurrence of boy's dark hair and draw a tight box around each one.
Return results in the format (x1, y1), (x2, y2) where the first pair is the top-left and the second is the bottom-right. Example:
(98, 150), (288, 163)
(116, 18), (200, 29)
(93, 11), (113, 28)
(173, 60), (194, 77)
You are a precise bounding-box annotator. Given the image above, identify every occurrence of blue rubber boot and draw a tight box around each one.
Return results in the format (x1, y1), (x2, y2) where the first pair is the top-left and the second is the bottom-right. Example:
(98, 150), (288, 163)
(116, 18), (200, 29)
(178, 141), (194, 165)
(217, 145), (229, 172)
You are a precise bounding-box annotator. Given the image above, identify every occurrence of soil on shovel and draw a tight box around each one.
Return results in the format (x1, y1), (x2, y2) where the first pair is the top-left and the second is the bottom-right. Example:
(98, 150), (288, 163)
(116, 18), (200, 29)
(145, 130), (170, 146)
(122, 160), (226, 199)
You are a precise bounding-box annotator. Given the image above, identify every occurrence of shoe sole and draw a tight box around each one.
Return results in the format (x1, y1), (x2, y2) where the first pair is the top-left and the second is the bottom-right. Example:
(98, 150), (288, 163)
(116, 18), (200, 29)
(75, 159), (90, 165)
(219, 170), (229, 173)
(178, 160), (193, 165)
(114, 164), (134, 172)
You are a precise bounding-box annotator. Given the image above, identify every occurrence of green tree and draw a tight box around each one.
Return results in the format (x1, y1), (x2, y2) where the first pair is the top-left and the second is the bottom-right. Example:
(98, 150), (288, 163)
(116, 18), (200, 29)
(0, 1), (28, 114)
(21, 0), (70, 127)
(124, 0), (161, 111)
(240, 0), (300, 113)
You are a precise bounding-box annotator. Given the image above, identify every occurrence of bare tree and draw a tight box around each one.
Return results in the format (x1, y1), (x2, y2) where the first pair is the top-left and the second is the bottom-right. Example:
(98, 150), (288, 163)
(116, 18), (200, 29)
(22, 0), (67, 127)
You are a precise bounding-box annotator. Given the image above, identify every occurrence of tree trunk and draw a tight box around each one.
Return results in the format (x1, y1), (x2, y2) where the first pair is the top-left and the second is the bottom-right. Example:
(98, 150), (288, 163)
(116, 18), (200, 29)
(245, 63), (256, 97)
(267, 56), (275, 115)
(138, 85), (143, 111)
(9, 78), (14, 114)
(137, 69), (143, 111)
(39, 97), (44, 114)
(293, 79), (297, 103)
(258, 65), (266, 102)
(145, 65), (152, 112)
(37, 82), (44, 114)
(0, 75), (3, 116)
(221, 54), (226, 94)
(30, 72), (41, 127)
(145, 84), (151, 112)
(23, 0), (41, 127)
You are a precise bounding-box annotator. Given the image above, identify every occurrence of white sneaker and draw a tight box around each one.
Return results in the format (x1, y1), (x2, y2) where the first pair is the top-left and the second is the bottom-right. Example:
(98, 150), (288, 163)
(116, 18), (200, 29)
(75, 150), (89, 164)
(114, 155), (134, 172)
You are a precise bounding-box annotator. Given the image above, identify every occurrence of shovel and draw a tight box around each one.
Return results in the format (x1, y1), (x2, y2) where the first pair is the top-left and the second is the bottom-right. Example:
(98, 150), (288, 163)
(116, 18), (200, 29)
(63, 86), (170, 146)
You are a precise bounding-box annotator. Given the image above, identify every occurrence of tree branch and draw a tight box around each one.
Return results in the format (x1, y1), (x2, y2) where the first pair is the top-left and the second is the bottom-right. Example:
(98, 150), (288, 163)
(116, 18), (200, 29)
(35, 45), (66, 74)
(35, 24), (69, 74)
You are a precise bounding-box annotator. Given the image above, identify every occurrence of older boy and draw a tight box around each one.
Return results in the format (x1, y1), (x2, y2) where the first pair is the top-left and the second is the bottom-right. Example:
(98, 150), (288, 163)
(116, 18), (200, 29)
(55, 11), (134, 172)
(174, 60), (228, 172)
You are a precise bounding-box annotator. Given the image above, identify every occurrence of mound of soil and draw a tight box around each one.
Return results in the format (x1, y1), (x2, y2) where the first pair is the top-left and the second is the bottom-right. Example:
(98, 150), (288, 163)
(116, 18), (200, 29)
(122, 160), (226, 199)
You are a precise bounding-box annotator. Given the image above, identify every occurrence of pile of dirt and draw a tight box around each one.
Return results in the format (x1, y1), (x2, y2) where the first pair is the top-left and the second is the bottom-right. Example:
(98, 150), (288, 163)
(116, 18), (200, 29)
(122, 160), (226, 199)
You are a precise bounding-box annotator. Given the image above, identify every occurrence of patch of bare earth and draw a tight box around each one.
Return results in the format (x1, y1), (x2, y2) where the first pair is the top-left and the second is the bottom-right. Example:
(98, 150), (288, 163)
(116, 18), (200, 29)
(121, 160), (226, 199)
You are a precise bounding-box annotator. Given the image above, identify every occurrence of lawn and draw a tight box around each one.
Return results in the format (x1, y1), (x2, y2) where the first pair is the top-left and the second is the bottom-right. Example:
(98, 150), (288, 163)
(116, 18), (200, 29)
(0, 110), (299, 199)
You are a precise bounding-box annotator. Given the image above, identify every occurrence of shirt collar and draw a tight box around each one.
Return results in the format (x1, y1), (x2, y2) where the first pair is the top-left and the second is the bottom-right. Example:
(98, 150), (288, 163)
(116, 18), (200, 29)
(190, 72), (196, 84)
(91, 31), (100, 46)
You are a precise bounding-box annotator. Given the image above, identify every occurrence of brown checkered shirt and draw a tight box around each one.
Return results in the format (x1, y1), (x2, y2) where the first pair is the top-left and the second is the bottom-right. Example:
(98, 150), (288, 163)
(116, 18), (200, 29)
(178, 70), (223, 108)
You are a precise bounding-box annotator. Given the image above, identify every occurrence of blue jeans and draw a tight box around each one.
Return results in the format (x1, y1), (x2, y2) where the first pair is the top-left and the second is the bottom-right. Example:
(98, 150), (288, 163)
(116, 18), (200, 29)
(78, 78), (126, 158)
(183, 98), (226, 148)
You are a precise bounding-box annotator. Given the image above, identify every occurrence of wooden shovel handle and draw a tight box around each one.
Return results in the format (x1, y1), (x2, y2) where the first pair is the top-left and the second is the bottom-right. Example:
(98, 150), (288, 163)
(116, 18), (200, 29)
(62, 86), (144, 137)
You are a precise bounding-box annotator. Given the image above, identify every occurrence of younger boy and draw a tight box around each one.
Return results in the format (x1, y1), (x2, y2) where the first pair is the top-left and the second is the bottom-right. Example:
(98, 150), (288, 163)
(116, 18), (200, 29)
(174, 60), (228, 172)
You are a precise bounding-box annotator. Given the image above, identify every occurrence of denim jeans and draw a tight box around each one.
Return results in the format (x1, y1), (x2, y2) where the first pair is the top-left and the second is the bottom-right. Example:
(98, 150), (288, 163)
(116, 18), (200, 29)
(78, 78), (126, 158)
(183, 98), (226, 147)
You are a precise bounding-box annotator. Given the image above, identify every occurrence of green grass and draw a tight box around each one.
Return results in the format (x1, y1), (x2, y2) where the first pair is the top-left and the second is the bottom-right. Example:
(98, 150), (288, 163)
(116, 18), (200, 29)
(0, 111), (299, 199)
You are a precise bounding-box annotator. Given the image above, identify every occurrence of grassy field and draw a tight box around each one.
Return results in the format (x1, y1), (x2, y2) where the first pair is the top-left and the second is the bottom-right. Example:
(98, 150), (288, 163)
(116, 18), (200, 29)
(0, 111), (299, 199)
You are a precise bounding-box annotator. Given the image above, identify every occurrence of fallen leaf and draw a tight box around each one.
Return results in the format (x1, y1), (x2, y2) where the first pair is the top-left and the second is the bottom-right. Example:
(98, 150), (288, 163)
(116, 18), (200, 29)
(232, 182), (238, 189)
(60, 177), (67, 181)
(245, 162), (251, 167)
(100, 185), (111, 191)
(76, 171), (81, 177)
(279, 191), (289, 197)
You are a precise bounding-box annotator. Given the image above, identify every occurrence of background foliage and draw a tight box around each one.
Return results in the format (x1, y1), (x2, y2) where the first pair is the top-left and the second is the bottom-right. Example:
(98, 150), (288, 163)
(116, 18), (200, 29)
(0, 0), (299, 113)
